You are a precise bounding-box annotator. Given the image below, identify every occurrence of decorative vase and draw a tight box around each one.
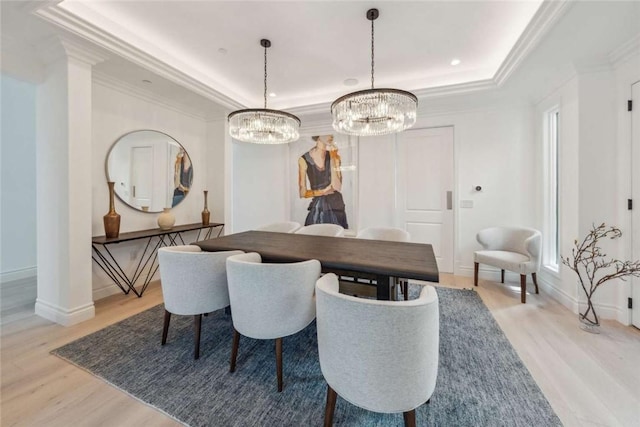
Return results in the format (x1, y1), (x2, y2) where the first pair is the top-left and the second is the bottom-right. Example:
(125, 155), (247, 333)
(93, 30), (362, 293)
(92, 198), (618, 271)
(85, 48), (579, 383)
(578, 294), (600, 334)
(157, 208), (175, 230)
(103, 181), (121, 238)
(202, 190), (210, 226)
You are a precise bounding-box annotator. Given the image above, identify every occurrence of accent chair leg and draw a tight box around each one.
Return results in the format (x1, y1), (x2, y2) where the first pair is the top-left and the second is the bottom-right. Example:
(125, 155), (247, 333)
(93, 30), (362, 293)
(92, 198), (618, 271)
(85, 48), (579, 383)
(194, 314), (202, 360)
(403, 280), (409, 301)
(532, 272), (539, 294)
(520, 274), (527, 304)
(501, 269), (505, 283)
(161, 310), (171, 345)
(276, 337), (283, 392)
(403, 409), (416, 427)
(230, 329), (240, 372)
(324, 385), (337, 427)
(474, 262), (479, 286)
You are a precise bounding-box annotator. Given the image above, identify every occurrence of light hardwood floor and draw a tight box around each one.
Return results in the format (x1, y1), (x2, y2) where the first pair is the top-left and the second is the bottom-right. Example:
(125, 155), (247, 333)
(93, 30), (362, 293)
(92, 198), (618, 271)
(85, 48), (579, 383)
(1, 275), (639, 427)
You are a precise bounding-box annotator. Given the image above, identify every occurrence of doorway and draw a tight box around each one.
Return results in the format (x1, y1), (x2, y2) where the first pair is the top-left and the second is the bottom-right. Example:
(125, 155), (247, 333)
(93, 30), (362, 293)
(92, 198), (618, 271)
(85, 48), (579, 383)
(631, 81), (640, 329)
(396, 127), (455, 272)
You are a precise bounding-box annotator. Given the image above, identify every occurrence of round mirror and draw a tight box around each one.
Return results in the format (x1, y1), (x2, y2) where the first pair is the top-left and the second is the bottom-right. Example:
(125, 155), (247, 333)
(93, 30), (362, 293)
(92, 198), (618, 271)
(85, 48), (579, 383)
(106, 130), (193, 213)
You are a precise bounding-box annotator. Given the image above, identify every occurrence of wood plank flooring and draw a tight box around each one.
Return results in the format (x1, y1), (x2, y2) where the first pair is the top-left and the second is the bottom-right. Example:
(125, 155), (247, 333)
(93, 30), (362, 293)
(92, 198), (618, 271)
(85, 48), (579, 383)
(1, 275), (639, 426)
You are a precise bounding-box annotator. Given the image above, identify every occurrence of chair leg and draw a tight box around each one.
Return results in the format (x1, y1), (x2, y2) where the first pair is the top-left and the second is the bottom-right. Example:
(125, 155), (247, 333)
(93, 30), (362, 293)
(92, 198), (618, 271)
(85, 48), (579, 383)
(403, 409), (416, 427)
(275, 337), (283, 392)
(193, 314), (202, 360)
(403, 281), (409, 301)
(161, 310), (171, 345)
(501, 269), (505, 283)
(230, 329), (240, 372)
(520, 274), (527, 304)
(324, 385), (337, 427)
(474, 262), (479, 286)
(532, 272), (539, 294)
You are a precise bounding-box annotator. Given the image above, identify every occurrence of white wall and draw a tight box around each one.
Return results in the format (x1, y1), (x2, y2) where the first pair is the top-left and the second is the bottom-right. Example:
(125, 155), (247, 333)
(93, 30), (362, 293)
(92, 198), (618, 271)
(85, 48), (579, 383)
(91, 82), (217, 299)
(536, 49), (640, 324)
(230, 140), (289, 233)
(0, 74), (37, 282)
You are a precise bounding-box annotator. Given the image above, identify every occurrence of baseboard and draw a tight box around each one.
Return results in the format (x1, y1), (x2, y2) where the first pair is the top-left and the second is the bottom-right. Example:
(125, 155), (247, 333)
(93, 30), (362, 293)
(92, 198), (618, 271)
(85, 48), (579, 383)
(35, 299), (95, 326)
(465, 267), (625, 322)
(1, 266), (37, 283)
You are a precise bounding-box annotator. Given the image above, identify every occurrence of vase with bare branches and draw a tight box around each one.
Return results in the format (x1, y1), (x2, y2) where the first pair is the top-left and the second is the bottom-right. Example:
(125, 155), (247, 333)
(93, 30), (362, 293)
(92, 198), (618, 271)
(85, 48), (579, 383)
(561, 223), (640, 332)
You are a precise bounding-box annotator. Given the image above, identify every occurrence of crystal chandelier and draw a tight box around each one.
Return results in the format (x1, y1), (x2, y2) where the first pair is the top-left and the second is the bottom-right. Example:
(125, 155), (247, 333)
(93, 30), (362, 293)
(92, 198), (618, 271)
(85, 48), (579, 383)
(228, 39), (300, 144)
(331, 9), (417, 137)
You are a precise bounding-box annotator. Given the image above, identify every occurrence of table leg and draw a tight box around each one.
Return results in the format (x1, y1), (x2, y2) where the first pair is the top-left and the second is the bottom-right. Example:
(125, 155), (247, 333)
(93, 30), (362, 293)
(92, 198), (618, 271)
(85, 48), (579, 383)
(376, 275), (392, 300)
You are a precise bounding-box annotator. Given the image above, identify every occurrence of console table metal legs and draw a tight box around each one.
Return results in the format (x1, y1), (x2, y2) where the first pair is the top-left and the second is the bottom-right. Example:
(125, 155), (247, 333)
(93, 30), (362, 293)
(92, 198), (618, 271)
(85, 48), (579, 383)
(92, 223), (224, 297)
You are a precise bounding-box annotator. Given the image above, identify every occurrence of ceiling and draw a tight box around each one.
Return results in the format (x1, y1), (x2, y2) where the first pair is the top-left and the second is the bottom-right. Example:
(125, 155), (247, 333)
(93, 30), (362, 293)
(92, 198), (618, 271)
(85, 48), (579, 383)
(2, 1), (639, 121)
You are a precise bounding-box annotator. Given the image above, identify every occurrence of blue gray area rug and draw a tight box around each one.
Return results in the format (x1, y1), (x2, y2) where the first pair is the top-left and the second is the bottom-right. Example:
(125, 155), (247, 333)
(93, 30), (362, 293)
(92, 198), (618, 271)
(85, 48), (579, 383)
(53, 287), (561, 426)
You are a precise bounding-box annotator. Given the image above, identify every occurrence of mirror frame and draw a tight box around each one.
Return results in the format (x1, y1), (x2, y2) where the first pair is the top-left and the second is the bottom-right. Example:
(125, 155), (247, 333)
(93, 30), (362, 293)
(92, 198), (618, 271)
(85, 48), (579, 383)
(105, 129), (194, 214)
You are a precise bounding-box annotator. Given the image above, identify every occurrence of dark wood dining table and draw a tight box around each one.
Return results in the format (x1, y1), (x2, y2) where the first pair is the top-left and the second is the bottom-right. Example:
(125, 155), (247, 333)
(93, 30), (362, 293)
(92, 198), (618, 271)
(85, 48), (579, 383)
(194, 230), (439, 300)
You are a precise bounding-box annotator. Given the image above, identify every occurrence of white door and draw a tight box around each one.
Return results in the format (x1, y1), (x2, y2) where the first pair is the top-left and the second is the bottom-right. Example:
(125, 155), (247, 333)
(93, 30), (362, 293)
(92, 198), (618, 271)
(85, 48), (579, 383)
(631, 81), (640, 329)
(130, 146), (153, 209)
(396, 127), (454, 272)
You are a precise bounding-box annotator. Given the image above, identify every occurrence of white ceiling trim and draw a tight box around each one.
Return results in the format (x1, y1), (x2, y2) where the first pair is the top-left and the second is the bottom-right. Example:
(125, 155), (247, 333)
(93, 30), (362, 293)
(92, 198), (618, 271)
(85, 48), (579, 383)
(33, 3), (245, 112)
(609, 33), (640, 66)
(37, 35), (109, 66)
(494, 0), (572, 87)
(93, 71), (210, 122)
(32, 1), (567, 114)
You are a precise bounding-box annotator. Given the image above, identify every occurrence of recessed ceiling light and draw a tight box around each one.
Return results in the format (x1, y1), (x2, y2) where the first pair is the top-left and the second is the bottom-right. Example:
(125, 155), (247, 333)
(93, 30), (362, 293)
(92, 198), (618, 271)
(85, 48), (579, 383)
(344, 78), (358, 86)
(142, 79), (152, 84)
(269, 92), (277, 97)
(218, 48), (228, 55)
(450, 58), (461, 66)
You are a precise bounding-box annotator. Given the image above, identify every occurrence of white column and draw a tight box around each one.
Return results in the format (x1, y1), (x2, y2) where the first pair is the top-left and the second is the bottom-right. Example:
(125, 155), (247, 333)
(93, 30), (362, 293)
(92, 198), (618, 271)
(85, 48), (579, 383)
(35, 37), (107, 326)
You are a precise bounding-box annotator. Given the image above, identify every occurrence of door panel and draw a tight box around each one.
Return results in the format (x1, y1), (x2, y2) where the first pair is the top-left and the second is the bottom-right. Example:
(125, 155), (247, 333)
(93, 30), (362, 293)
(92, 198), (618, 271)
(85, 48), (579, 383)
(632, 81), (640, 329)
(397, 127), (454, 272)
(131, 146), (153, 209)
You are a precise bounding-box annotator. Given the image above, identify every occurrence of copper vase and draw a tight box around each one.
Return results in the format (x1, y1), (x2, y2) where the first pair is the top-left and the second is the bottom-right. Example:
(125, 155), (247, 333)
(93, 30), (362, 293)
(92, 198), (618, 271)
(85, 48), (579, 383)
(202, 190), (210, 226)
(103, 181), (121, 238)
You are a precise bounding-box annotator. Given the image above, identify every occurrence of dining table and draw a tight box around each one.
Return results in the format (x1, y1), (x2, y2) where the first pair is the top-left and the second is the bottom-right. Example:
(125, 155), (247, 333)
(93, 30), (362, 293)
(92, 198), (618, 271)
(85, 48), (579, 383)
(194, 230), (439, 300)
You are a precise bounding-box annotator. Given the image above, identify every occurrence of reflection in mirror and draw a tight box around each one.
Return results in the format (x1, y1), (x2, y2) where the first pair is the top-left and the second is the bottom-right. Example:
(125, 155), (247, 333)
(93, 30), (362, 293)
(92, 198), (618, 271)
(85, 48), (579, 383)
(106, 130), (193, 213)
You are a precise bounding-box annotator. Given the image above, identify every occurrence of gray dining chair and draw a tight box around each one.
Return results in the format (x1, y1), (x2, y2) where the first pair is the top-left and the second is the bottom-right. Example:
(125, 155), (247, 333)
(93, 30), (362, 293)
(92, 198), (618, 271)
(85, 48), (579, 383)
(255, 221), (301, 233)
(226, 252), (321, 392)
(316, 273), (439, 427)
(356, 227), (411, 300)
(295, 223), (345, 237)
(158, 245), (243, 359)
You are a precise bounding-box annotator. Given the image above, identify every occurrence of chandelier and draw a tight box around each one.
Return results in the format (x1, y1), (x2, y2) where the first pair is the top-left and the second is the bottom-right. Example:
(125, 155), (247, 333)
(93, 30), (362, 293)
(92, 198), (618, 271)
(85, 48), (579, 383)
(331, 9), (417, 137)
(228, 39), (300, 144)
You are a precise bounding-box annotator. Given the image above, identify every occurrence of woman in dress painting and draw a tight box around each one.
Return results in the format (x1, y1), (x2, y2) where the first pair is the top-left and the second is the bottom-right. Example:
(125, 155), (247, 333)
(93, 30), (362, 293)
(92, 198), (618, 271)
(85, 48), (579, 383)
(298, 135), (348, 228)
(172, 148), (192, 207)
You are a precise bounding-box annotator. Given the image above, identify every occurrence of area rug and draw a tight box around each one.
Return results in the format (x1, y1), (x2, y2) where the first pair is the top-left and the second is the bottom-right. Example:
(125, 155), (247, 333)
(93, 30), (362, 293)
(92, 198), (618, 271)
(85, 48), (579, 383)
(52, 287), (561, 426)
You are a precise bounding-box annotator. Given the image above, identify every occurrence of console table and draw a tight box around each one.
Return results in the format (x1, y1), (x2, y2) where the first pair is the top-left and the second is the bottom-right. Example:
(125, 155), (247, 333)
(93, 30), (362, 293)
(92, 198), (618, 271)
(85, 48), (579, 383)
(92, 222), (224, 297)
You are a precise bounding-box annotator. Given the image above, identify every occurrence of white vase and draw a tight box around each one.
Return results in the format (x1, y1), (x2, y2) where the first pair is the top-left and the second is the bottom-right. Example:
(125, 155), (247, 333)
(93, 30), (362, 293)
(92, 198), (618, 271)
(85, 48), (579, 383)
(157, 208), (175, 230)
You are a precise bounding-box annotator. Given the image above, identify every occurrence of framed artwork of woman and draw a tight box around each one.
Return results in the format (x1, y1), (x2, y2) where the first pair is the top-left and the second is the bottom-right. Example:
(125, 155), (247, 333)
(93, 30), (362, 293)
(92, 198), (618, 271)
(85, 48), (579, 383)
(291, 134), (357, 230)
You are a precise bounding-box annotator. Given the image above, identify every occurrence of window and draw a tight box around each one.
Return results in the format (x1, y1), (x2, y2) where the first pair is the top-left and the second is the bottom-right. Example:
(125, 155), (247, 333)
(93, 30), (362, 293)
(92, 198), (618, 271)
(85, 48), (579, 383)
(543, 107), (560, 269)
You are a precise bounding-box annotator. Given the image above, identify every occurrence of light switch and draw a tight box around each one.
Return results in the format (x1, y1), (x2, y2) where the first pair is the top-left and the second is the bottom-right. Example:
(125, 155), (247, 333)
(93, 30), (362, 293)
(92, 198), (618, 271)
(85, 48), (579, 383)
(460, 200), (474, 208)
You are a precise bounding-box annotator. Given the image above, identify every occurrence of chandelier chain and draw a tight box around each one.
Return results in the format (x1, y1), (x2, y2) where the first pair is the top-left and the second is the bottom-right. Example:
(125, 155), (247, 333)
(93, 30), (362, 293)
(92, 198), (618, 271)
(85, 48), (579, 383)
(264, 44), (268, 109)
(371, 17), (375, 89)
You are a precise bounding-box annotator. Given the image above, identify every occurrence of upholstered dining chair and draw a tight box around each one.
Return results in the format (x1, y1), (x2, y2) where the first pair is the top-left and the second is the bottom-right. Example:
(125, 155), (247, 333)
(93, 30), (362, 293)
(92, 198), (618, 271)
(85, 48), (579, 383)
(158, 245), (243, 359)
(225, 252), (321, 392)
(255, 221), (301, 233)
(315, 273), (439, 427)
(357, 227), (411, 299)
(295, 223), (345, 237)
(473, 226), (542, 303)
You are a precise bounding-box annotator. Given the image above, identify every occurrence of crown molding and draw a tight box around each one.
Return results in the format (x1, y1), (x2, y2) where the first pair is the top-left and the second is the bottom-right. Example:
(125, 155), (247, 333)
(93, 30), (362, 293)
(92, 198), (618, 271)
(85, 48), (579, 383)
(37, 35), (110, 66)
(33, 3), (245, 112)
(494, 0), (573, 87)
(609, 33), (640, 66)
(93, 71), (210, 122)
